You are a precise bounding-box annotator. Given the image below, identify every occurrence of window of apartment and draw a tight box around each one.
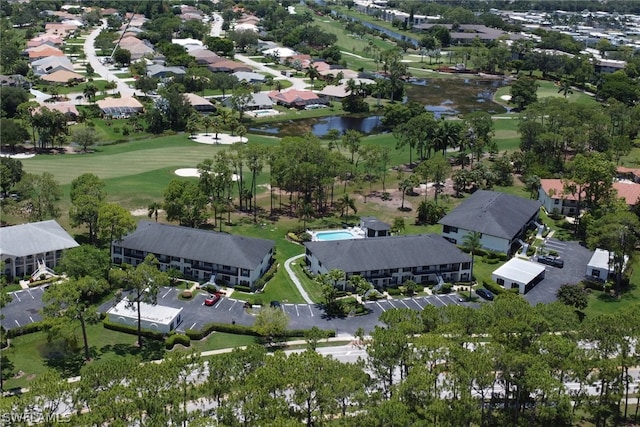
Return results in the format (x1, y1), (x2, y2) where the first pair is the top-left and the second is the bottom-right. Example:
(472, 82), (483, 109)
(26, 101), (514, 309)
(443, 225), (458, 234)
(554, 199), (560, 204)
(462, 262), (470, 270)
(113, 246), (122, 254)
(241, 269), (250, 276)
(497, 278), (504, 285)
(592, 269), (600, 278)
(439, 264), (448, 269)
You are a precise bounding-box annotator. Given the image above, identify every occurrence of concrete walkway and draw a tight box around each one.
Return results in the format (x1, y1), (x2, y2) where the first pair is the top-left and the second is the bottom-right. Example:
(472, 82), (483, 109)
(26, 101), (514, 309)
(234, 53), (309, 91)
(284, 254), (314, 304)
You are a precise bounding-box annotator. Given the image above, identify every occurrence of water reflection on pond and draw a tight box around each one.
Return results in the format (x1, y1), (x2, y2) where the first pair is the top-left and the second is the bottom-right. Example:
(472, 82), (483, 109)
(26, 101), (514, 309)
(249, 77), (509, 137)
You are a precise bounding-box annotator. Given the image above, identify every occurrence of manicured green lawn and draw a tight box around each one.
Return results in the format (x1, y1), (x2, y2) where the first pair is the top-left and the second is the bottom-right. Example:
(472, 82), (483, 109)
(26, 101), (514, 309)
(494, 79), (597, 107)
(187, 332), (258, 353)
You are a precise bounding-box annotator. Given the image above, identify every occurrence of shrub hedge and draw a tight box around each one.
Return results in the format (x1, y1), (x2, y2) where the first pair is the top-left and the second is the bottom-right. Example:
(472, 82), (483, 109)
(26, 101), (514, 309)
(103, 319), (165, 341)
(482, 280), (505, 295)
(166, 333), (191, 349)
(6, 321), (46, 338)
(386, 287), (402, 296)
(186, 322), (335, 341)
(234, 285), (252, 293)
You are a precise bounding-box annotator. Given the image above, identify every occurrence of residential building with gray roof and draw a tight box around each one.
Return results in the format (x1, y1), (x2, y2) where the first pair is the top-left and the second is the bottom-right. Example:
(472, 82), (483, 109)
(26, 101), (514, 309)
(112, 221), (274, 287)
(304, 234), (471, 289)
(438, 190), (541, 254)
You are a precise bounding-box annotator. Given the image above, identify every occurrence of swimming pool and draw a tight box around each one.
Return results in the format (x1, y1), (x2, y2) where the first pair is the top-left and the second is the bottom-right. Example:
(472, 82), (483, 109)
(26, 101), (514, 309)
(311, 229), (365, 241)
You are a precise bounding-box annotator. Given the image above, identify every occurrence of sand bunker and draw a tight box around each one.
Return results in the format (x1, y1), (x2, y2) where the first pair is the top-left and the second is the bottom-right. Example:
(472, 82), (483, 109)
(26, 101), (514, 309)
(1, 153), (36, 159)
(190, 133), (248, 145)
(500, 95), (512, 101)
(174, 168), (239, 181)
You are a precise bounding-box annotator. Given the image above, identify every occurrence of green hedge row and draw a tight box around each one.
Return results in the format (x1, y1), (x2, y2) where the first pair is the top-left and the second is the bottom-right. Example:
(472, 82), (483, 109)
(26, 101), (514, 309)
(386, 287), (402, 296)
(482, 281), (505, 295)
(186, 322), (336, 341)
(5, 321), (46, 338)
(166, 333), (191, 349)
(234, 285), (252, 293)
(103, 319), (165, 341)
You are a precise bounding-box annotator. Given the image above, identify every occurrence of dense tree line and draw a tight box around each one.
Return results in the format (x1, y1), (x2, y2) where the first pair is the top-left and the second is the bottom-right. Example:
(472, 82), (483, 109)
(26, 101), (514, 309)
(4, 297), (640, 426)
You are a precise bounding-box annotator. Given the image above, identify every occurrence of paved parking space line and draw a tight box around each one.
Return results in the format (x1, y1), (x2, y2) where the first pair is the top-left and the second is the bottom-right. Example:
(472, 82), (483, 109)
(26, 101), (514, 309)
(14, 320), (20, 327)
(27, 289), (34, 299)
(189, 322), (197, 330)
(295, 305), (299, 316)
(413, 299), (424, 309)
(308, 305), (314, 317)
(228, 300), (237, 311)
(445, 295), (460, 305)
(29, 316), (34, 323)
(376, 302), (386, 312)
(387, 300), (397, 308)
(399, 299), (411, 309)
(162, 289), (172, 298)
(13, 292), (21, 302)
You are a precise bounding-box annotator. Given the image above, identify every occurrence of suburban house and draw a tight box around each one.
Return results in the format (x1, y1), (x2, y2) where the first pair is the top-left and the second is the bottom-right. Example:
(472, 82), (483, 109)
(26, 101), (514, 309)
(36, 103), (79, 122)
(112, 221), (275, 287)
(184, 93), (216, 113)
(492, 258), (546, 294)
(267, 89), (326, 108)
(107, 300), (183, 334)
(97, 96), (144, 118)
(538, 178), (580, 216)
(41, 69), (85, 85)
(413, 23), (525, 43)
(146, 63), (186, 79)
(539, 177), (640, 213)
(0, 220), (79, 279)
(439, 190), (542, 254)
(188, 48), (220, 65)
(32, 56), (74, 76)
(304, 234), (472, 289)
(27, 35), (63, 48)
(232, 71), (266, 83)
(207, 59), (252, 73)
(25, 45), (65, 61)
(224, 92), (274, 111)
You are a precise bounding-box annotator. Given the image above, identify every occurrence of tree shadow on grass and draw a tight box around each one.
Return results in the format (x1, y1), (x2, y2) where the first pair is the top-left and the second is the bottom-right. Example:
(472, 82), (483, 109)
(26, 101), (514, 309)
(100, 340), (166, 361)
(42, 343), (86, 378)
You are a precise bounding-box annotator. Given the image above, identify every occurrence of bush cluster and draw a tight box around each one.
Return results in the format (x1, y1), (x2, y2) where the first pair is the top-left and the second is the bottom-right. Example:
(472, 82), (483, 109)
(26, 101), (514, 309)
(254, 262), (278, 289)
(234, 285), (252, 293)
(5, 321), (45, 338)
(185, 322), (335, 341)
(165, 333), (191, 349)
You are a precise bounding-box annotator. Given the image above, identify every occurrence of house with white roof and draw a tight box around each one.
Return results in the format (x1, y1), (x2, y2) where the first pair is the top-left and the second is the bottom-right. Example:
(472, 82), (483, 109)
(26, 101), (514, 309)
(0, 220), (79, 279)
(585, 248), (626, 282)
(492, 258), (546, 294)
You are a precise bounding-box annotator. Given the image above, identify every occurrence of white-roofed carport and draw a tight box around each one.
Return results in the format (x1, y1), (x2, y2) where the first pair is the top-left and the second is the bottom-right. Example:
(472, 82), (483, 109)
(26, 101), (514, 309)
(107, 299), (183, 334)
(492, 258), (546, 294)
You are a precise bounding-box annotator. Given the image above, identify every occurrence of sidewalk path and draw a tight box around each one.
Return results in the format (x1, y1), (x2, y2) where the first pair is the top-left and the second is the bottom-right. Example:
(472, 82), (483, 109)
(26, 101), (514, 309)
(284, 254), (314, 304)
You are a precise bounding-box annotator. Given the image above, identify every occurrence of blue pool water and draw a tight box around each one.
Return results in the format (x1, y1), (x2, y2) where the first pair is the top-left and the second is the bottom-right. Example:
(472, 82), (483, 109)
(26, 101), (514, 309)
(315, 231), (355, 241)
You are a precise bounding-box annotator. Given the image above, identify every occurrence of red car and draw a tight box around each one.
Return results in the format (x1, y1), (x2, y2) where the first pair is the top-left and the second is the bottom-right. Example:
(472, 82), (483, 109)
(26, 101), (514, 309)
(204, 293), (221, 306)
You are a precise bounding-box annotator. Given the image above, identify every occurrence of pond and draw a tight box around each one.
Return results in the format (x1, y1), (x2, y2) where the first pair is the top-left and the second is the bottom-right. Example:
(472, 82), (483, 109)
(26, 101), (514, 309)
(406, 77), (509, 117)
(250, 115), (383, 137)
(249, 77), (508, 137)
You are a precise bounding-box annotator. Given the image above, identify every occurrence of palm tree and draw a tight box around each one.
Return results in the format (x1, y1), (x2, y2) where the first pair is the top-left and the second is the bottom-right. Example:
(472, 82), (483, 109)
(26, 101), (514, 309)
(558, 78), (573, 98)
(147, 202), (162, 222)
(275, 80), (283, 92)
(236, 125), (247, 143)
(305, 65), (321, 88)
(337, 193), (357, 219)
(185, 114), (200, 138)
(297, 202), (314, 230)
(202, 115), (213, 136)
(326, 128), (340, 151)
(83, 83), (97, 103)
(462, 231), (482, 298)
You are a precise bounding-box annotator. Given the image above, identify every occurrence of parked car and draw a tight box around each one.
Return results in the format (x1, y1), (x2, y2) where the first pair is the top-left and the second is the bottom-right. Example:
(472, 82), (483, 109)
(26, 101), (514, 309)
(476, 288), (494, 301)
(204, 293), (221, 306)
(537, 255), (564, 268)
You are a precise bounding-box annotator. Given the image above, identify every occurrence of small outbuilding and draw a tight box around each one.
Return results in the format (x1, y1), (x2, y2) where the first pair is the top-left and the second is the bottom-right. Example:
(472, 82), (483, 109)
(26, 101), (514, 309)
(360, 216), (391, 238)
(586, 248), (616, 282)
(492, 258), (546, 294)
(107, 300), (183, 334)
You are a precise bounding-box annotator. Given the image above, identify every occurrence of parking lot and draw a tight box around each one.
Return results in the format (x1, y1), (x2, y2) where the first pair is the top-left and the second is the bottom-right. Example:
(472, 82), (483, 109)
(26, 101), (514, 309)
(523, 238), (593, 305)
(3, 287), (46, 329)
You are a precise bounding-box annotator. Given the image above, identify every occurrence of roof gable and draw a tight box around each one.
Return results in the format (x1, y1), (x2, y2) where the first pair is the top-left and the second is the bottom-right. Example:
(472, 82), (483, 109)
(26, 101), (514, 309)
(439, 190), (541, 240)
(116, 222), (274, 269)
(0, 220), (79, 257)
(304, 234), (470, 273)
